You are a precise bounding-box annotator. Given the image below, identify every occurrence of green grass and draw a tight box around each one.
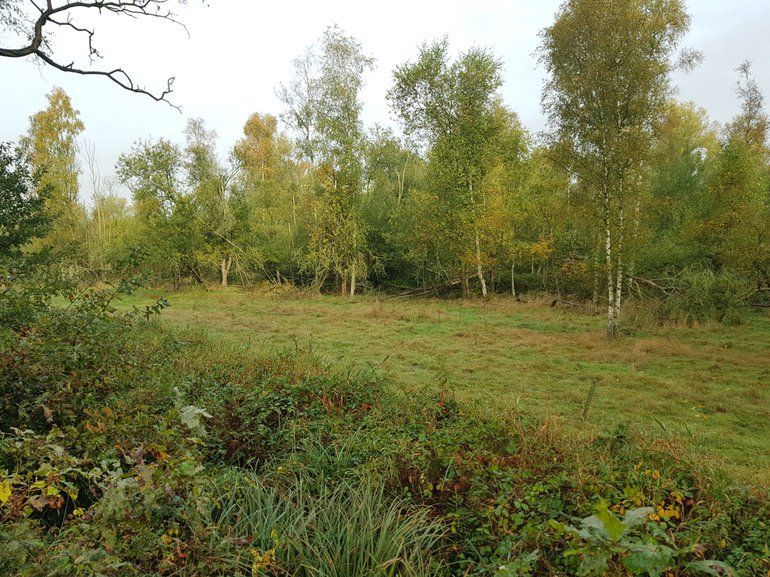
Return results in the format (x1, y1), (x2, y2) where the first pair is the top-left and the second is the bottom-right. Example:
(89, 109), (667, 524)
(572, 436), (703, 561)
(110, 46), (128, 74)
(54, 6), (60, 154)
(120, 287), (770, 486)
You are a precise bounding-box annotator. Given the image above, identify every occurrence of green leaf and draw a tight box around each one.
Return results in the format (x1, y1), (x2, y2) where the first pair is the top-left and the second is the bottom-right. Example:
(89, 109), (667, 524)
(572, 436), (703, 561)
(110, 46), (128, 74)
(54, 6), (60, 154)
(623, 507), (654, 530)
(179, 405), (212, 433)
(685, 560), (736, 577)
(623, 543), (673, 576)
(594, 501), (627, 542)
(579, 551), (610, 576)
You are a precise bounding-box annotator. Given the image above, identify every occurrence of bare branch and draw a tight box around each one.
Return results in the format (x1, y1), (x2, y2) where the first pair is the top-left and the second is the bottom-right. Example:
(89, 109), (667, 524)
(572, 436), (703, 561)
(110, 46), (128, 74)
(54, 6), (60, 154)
(0, 0), (195, 110)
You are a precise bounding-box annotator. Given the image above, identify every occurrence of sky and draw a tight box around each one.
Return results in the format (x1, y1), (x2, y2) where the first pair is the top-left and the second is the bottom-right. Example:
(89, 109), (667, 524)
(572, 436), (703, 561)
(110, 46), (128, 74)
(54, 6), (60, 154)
(1, 0), (769, 202)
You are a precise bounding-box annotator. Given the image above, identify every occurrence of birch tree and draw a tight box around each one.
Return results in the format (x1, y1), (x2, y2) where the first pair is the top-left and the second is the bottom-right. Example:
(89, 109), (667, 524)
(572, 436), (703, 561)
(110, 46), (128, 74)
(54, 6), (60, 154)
(22, 87), (86, 262)
(280, 26), (374, 295)
(540, 0), (694, 337)
(708, 64), (770, 288)
(184, 118), (240, 286)
(233, 112), (299, 284)
(389, 39), (505, 298)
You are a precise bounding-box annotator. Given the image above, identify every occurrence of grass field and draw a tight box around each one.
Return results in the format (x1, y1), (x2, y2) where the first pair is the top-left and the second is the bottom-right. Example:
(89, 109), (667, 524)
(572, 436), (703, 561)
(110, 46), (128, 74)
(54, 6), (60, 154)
(121, 287), (770, 485)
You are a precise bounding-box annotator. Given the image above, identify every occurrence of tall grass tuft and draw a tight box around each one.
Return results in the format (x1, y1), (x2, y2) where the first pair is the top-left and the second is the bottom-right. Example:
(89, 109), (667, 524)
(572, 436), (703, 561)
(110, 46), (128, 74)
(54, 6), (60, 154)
(213, 471), (446, 577)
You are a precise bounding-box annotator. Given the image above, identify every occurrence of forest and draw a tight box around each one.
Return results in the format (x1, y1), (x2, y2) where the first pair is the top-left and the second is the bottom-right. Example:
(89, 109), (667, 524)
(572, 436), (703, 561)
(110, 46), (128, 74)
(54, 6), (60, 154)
(1, 0), (769, 576)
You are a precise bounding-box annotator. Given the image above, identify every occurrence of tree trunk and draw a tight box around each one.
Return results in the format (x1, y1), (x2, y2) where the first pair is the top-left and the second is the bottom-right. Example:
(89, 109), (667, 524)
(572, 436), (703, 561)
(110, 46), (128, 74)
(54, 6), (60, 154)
(350, 262), (357, 297)
(220, 255), (232, 287)
(627, 184), (643, 294)
(461, 262), (470, 299)
(605, 187), (618, 339)
(341, 272), (348, 297)
(397, 162), (407, 205)
(611, 202), (626, 333)
(511, 257), (516, 298)
(190, 264), (205, 285)
(474, 229), (488, 298)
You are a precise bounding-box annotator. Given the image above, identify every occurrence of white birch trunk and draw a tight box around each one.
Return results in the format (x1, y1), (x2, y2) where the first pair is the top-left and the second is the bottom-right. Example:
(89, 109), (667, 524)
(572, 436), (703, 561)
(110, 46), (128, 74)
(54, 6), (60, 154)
(604, 186), (618, 338)
(614, 205), (625, 328)
(475, 229), (488, 298)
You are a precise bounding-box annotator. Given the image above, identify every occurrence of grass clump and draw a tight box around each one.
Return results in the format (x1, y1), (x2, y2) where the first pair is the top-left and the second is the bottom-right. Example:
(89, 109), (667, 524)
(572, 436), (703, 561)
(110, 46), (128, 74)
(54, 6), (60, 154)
(213, 472), (445, 577)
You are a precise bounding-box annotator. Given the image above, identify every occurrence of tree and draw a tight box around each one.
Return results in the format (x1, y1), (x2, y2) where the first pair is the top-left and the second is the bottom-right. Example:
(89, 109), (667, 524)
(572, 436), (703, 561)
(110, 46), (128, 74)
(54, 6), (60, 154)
(0, 0), (196, 107)
(22, 87), (86, 260)
(117, 138), (204, 286)
(476, 107), (531, 296)
(706, 63), (770, 289)
(389, 38), (505, 298)
(644, 101), (719, 274)
(87, 190), (133, 275)
(361, 126), (426, 285)
(277, 48), (321, 165)
(0, 141), (48, 259)
(280, 26), (374, 295)
(235, 114), (281, 183)
(184, 118), (240, 286)
(728, 62), (769, 150)
(233, 112), (300, 284)
(540, 0), (694, 337)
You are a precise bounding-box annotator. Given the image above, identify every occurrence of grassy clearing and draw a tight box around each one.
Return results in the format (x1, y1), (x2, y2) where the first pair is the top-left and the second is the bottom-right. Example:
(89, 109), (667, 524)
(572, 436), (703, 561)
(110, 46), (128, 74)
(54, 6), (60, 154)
(120, 287), (770, 485)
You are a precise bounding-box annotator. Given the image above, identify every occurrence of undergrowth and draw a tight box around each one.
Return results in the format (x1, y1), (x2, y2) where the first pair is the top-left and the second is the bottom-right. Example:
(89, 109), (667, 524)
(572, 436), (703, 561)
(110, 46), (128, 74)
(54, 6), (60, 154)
(0, 286), (768, 576)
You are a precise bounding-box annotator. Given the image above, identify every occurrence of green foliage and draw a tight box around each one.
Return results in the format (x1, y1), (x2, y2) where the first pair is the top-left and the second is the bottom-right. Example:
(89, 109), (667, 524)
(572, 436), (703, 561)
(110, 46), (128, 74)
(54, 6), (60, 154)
(117, 138), (207, 285)
(4, 13), (770, 577)
(6, 19), (769, 327)
(541, 0), (694, 335)
(658, 268), (753, 325)
(0, 142), (49, 259)
(550, 501), (740, 577)
(551, 502), (674, 576)
(21, 87), (86, 263)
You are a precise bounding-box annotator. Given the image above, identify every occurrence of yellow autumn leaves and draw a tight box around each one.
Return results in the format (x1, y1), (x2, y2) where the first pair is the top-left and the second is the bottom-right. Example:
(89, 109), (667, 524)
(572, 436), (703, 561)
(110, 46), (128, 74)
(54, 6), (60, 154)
(0, 479), (11, 504)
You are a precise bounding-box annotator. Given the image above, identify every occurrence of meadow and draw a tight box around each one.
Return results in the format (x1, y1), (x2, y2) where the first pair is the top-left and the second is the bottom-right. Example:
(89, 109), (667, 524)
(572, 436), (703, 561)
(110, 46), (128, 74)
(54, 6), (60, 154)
(121, 287), (770, 486)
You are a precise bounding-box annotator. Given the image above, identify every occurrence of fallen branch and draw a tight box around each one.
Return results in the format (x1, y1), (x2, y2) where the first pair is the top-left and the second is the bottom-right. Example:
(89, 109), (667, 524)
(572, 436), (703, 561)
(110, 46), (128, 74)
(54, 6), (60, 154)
(633, 276), (677, 294)
(550, 298), (581, 308)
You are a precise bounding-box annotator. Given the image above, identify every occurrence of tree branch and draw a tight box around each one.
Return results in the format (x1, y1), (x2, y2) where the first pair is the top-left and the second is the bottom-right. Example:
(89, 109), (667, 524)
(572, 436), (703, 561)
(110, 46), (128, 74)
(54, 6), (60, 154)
(0, 0), (192, 110)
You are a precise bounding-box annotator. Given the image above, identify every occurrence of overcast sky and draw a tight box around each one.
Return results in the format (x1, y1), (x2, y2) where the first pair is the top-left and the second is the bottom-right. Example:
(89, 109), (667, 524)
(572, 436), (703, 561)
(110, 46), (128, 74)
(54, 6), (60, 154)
(2, 0), (769, 202)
